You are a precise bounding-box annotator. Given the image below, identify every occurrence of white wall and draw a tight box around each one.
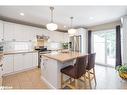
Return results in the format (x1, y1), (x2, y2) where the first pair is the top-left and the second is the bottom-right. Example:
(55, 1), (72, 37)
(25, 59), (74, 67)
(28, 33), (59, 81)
(122, 16), (127, 64)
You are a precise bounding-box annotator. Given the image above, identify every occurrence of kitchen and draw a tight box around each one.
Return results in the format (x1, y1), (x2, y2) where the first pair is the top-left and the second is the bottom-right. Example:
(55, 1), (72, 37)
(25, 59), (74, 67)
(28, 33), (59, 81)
(0, 6), (127, 89)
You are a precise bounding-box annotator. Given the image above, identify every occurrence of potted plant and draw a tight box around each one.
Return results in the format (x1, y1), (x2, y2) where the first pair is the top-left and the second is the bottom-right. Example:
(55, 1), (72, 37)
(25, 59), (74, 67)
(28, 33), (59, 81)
(118, 65), (127, 79)
(62, 42), (68, 49)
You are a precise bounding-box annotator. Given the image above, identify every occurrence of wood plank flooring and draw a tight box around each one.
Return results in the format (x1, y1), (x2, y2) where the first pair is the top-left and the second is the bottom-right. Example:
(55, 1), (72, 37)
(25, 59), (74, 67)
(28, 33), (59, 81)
(2, 68), (49, 89)
(2, 65), (127, 89)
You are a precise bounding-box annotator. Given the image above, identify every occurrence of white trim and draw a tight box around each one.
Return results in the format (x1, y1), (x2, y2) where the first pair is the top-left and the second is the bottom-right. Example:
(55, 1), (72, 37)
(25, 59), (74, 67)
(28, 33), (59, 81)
(41, 76), (56, 89)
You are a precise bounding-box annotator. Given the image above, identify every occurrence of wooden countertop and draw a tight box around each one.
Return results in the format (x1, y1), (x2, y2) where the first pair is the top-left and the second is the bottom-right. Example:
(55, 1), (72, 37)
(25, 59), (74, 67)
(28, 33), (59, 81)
(42, 51), (88, 63)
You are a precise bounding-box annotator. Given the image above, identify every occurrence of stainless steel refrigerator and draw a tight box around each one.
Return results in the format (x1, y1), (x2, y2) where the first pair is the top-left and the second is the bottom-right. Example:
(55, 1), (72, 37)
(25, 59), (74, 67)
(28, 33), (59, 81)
(69, 35), (81, 52)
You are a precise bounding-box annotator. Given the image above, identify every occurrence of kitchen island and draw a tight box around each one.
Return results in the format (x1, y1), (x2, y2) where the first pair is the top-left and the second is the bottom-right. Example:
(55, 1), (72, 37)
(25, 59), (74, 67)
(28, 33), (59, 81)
(41, 51), (87, 89)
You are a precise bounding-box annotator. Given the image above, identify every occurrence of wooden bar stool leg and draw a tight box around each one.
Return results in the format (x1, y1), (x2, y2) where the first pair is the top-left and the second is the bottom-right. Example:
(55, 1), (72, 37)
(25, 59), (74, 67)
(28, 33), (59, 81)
(88, 71), (92, 89)
(83, 74), (86, 88)
(69, 78), (72, 83)
(75, 79), (78, 89)
(93, 68), (97, 85)
(61, 73), (63, 89)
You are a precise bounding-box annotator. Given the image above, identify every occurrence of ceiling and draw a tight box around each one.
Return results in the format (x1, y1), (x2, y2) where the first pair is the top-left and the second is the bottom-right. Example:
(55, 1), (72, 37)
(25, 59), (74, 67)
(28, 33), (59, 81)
(0, 6), (127, 31)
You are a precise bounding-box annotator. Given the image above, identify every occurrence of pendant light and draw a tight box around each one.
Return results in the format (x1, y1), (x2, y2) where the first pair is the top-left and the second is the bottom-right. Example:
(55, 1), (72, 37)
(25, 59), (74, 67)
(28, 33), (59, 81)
(68, 17), (76, 35)
(46, 7), (58, 31)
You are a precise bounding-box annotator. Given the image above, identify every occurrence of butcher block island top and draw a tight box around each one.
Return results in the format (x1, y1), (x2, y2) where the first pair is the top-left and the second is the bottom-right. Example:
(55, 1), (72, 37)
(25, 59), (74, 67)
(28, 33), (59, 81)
(42, 51), (87, 63)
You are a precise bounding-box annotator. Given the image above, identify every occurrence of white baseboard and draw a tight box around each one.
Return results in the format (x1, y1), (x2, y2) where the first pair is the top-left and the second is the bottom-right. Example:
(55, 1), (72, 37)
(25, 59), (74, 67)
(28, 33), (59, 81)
(40, 76), (56, 89)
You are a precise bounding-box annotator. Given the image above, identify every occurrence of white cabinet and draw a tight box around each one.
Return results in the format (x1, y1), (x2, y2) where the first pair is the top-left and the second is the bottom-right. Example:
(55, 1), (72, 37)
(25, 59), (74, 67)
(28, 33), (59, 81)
(41, 56), (57, 87)
(14, 24), (26, 41)
(0, 20), (3, 42)
(13, 54), (24, 72)
(14, 24), (40, 42)
(3, 22), (14, 41)
(13, 52), (38, 72)
(23, 53), (33, 69)
(3, 55), (14, 74)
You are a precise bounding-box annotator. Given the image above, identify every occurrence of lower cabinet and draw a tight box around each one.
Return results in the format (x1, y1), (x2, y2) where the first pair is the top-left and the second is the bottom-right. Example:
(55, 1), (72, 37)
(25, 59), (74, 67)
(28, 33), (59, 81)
(41, 56), (58, 87)
(3, 55), (14, 74)
(13, 54), (24, 72)
(3, 52), (38, 75)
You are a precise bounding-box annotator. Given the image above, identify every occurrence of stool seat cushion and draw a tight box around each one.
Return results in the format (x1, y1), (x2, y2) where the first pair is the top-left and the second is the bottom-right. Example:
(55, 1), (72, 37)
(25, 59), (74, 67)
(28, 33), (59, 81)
(61, 65), (78, 79)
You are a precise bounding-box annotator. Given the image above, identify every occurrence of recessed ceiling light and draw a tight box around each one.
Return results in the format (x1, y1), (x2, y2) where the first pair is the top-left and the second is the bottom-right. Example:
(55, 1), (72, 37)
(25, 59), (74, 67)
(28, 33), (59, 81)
(64, 26), (66, 28)
(20, 13), (24, 16)
(89, 17), (94, 20)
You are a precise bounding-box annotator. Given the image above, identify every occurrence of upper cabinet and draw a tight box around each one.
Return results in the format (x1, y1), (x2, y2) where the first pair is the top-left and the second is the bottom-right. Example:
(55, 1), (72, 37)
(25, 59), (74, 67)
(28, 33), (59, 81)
(4, 22), (15, 41)
(0, 20), (3, 42)
(14, 24), (42, 42)
(2, 21), (67, 43)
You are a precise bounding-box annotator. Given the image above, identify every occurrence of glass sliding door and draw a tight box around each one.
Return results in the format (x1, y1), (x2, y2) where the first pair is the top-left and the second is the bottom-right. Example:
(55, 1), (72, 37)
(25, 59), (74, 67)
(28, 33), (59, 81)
(93, 29), (116, 67)
(106, 31), (116, 67)
(93, 32), (105, 65)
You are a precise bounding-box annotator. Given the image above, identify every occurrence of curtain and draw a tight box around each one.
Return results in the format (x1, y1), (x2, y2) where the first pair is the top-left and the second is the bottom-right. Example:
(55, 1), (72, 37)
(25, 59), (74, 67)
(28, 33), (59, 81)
(116, 25), (122, 67)
(88, 30), (92, 54)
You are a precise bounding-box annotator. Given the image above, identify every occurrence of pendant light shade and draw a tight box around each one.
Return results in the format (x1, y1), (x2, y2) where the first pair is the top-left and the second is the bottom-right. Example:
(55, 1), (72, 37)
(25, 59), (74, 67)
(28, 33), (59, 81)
(46, 23), (58, 31)
(68, 17), (76, 35)
(68, 28), (76, 35)
(46, 7), (58, 31)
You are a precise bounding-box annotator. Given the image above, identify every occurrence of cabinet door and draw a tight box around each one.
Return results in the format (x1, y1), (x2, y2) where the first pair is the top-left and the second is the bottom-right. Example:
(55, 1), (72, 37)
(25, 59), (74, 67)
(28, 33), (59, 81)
(14, 24), (25, 41)
(0, 20), (3, 42)
(13, 54), (24, 72)
(41, 57), (57, 87)
(3, 55), (14, 74)
(32, 52), (38, 67)
(23, 53), (33, 69)
(4, 22), (14, 41)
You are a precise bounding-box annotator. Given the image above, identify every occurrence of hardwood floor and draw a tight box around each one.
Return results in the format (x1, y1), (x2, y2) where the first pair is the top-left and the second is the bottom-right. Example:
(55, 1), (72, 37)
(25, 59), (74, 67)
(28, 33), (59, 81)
(2, 65), (127, 89)
(2, 68), (49, 89)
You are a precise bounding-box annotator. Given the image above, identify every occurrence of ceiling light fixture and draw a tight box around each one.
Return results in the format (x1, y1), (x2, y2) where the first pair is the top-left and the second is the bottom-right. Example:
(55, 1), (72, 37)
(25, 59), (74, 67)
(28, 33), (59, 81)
(89, 17), (94, 20)
(68, 17), (76, 35)
(64, 25), (66, 28)
(20, 13), (24, 16)
(46, 7), (58, 31)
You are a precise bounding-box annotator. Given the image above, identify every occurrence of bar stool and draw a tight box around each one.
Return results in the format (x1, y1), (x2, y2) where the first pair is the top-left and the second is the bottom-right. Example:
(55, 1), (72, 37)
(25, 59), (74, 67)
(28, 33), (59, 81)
(60, 55), (88, 89)
(86, 53), (96, 89)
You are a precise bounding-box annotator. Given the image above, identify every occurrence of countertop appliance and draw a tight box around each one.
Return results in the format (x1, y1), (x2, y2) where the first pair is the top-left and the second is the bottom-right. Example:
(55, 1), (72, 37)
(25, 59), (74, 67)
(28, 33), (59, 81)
(69, 35), (81, 52)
